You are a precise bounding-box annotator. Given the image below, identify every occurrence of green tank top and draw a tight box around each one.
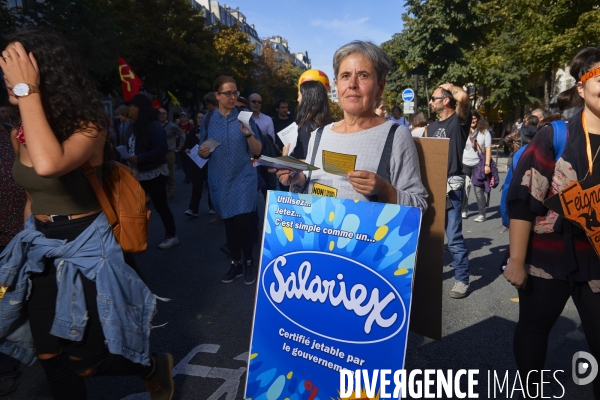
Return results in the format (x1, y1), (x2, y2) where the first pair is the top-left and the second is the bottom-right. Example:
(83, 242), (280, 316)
(12, 158), (102, 215)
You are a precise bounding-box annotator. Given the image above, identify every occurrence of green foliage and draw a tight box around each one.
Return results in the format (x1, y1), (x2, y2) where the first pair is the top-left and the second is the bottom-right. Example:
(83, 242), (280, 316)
(0, 0), (265, 108)
(213, 24), (256, 93)
(251, 43), (303, 117)
(382, 0), (600, 119)
(329, 100), (344, 121)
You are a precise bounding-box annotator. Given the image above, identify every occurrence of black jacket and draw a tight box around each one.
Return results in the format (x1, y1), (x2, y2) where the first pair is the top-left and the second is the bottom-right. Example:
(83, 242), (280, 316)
(132, 121), (168, 172)
(520, 124), (537, 144)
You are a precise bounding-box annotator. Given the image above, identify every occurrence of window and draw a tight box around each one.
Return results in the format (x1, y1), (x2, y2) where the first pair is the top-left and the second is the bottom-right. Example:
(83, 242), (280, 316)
(7, 0), (23, 8)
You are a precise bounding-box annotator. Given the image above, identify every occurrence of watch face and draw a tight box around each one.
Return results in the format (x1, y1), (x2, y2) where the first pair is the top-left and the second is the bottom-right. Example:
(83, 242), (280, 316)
(13, 83), (29, 97)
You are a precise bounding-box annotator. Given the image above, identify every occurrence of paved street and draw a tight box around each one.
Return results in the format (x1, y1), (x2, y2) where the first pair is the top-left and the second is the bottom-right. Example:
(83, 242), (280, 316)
(8, 158), (596, 399)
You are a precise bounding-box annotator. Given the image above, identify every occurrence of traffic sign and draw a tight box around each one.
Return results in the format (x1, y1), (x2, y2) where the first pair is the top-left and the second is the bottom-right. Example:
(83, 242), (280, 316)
(403, 101), (415, 114)
(402, 88), (415, 102)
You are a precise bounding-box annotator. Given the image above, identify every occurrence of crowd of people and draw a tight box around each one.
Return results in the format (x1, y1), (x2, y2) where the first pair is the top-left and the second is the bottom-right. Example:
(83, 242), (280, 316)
(0, 26), (598, 400)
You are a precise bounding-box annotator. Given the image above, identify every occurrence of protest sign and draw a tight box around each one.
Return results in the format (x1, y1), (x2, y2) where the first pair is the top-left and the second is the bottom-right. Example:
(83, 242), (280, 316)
(409, 138), (449, 341)
(245, 191), (422, 399)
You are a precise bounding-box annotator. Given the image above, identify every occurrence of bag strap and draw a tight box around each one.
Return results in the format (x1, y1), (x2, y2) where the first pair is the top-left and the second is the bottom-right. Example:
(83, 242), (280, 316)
(82, 162), (118, 228)
(370, 123), (399, 202)
(550, 120), (568, 161)
(296, 126), (324, 193)
(202, 110), (213, 142)
(474, 136), (484, 154)
(376, 123), (399, 177)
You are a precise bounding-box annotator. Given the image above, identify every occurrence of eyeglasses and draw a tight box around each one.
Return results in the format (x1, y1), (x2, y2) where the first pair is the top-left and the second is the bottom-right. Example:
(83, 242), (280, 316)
(217, 90), (240, 98)
(429, 96), (446, 102)
(250, 100), (262, 105)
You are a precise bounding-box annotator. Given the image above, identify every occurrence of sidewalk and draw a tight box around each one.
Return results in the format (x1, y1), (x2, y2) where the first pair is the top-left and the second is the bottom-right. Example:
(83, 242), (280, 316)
(492, 145), (511, 173)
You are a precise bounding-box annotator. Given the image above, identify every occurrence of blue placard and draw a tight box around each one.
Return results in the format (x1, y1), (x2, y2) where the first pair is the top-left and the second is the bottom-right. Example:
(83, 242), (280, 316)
(245, 191), (422, 400)
(402, 88), (415, 102)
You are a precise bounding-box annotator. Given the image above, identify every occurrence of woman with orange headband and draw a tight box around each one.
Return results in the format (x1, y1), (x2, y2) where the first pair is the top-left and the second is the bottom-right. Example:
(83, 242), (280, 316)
(504, 46), (600, 397)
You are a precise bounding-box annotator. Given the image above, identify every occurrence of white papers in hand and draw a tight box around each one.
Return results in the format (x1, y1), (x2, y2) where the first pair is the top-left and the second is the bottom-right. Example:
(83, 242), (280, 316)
(188, 144), (208, 169)
(252, 155), (318, 172)
(276, 122), (298, 156)
(200, 138), (220, 152)
(237, 111), (254, 133)
(116, 145), (129, 159)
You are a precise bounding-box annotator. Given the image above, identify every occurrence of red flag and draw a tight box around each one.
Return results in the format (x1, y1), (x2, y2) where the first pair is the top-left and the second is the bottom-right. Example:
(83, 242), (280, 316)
(118, 56), (143, 101)
(152, 98), (163, 109)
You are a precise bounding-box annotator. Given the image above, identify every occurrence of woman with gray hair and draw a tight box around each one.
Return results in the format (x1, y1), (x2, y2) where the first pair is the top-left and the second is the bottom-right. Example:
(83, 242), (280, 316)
(276, 40), (427, 210)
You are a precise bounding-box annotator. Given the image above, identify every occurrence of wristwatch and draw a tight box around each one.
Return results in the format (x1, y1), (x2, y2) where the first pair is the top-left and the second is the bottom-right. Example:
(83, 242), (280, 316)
(485, 163), (490, 167)
(13, 83), (40, 98)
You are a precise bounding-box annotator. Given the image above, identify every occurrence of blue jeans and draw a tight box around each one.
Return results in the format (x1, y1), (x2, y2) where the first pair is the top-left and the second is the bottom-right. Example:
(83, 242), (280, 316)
(446, 189), (470, 284)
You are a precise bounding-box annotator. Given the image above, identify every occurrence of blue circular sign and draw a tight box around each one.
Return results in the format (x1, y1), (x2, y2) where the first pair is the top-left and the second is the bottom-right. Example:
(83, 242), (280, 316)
(402, 88), (415, 102)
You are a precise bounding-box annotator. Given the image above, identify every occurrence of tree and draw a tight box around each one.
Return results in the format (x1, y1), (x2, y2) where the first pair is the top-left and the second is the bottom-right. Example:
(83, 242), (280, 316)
(112, 0), (217, 106)
(382, 0), (599, 121)
(251, 43), (302, 116)
(7, 0), (218, 106)
(382, 0), (483, 114)
(213, 24), (256, 93)
(475, 0), (599, 109)
(329, 100), (344, 121)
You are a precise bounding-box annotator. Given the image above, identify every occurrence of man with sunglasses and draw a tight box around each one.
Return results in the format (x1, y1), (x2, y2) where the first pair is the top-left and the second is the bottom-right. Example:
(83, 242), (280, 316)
(428, 83), (472, 299)
(249, 93), (275, 141)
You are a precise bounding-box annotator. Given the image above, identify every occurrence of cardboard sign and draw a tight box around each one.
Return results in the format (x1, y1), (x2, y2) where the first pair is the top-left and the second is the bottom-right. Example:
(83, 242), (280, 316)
(410, 138), (450, 341)
(545, 174), (600, 258)
(245, 192), (422, 399)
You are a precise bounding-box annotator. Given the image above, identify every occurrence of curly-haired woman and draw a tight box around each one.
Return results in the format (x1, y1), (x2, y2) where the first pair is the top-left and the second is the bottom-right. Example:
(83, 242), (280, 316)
(0, 28), (173, 400)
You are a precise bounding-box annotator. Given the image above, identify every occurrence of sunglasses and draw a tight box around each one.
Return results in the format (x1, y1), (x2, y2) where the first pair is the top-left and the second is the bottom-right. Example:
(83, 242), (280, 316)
(429, 96), (446, 101)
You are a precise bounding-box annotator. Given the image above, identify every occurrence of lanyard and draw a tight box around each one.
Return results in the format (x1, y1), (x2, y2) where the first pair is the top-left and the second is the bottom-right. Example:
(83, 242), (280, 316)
(582, 111), (593, 175)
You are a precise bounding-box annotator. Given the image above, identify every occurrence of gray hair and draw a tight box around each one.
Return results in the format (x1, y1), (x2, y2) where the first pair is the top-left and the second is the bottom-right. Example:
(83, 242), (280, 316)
(333, 41), (391, 84)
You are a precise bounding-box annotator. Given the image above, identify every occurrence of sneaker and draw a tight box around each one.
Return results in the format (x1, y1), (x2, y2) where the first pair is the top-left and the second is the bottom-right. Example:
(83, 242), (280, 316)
(145, 353), (174, 400)
(461, 212), (467, 219)
(158, 236), (179, 249)
(450, 281), (469, 299)
(209, 216), (223, 224)
(208, 209), (216, 214)
(222, 261), (243, 283)
(184, 209), (198, 217)
(474, 215), (486, 222)
(244, 259), (256, 285)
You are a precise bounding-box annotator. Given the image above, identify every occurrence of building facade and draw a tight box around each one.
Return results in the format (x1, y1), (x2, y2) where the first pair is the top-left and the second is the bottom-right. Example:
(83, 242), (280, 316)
(263, 36), (311, 71)
(192, 0), (263, 56)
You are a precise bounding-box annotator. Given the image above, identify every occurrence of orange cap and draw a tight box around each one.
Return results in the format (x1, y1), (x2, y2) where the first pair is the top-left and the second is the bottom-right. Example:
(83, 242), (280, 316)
(298, 69), (330, 90)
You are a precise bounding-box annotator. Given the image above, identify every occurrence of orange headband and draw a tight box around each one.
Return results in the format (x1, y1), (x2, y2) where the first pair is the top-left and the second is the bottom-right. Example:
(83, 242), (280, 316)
(580, 67), (600, 83)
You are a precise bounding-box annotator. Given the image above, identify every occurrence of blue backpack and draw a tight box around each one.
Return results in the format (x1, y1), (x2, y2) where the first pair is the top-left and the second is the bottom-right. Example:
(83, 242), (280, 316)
(500, 120), (568, 227)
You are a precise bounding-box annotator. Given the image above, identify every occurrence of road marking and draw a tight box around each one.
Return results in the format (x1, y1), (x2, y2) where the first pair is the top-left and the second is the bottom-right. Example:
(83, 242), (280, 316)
(121, 344), (248, 400)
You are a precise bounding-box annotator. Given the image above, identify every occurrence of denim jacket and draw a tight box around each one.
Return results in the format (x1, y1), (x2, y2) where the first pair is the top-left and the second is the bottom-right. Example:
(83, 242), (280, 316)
(0, 213), (156, 366)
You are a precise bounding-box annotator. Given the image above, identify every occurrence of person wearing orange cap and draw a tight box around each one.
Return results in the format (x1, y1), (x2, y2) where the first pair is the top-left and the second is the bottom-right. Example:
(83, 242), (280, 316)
(298, 69), (331, 92)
